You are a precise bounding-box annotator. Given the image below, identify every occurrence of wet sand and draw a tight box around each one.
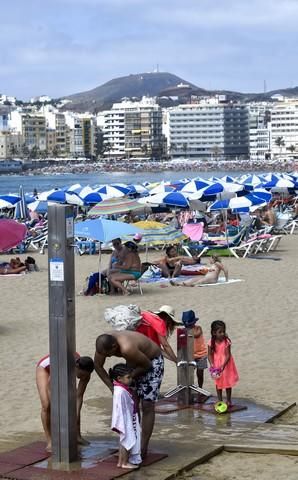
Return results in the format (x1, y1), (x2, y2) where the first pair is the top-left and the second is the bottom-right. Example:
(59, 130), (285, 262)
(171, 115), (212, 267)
(0, 235), (297, 477)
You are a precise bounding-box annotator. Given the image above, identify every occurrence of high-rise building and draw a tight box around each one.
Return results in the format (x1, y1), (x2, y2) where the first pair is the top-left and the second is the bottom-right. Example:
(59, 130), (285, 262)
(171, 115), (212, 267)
(102, 97), (163, 158)
(271, 99), (298, 158)
(248, 104), (271, 161)
(165, 100), (249, 159)
(9, 111), (46, 152)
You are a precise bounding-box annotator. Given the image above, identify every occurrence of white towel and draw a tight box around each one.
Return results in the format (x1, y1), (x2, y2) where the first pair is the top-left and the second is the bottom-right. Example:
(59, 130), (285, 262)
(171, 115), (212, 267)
(199, 278), (243, 287)
(111, 385), (141, 464)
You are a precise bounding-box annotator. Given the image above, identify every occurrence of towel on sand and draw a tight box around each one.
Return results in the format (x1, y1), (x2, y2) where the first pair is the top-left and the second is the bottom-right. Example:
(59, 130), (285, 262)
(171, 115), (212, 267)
(198, 278), (243, 287)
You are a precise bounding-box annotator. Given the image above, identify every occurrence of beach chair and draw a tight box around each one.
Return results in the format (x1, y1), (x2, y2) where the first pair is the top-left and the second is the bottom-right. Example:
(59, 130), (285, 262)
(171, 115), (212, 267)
(124, 279), (143, 295)
(182, 227), (248, 258)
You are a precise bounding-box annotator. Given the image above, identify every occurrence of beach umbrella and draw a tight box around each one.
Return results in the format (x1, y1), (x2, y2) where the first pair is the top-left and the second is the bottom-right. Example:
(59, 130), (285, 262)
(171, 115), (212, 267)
(96, 185), (129, 198)
(80, 190), (107, 205)
(127, 184), (149, 196)
(47, 189), (85, 206)
(148, 182), (174, 195)
(209, 194), (267, 212)
(14, 186), (29, 220)
(37, 189), (57, 201)
(261, 177), (295, 190)
(251, 189), (272, 203)
(138, 191), (189, 208)
(0, 195), (21, 209)
(75, 218), (140, 243)
(87, 197), (147, 217)
(0, 218), (27, 252)
(124, 220), (187, 246)
(27, 200), (48, 213)
(67, 183), (82, 193)
(181, 179), (212, 194)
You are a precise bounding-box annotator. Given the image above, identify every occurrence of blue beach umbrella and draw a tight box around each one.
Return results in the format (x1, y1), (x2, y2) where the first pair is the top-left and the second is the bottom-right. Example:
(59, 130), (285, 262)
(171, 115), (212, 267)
(139, 191), (189, 208)
(75, 218), (140, 243)
(27, 200), (48, 213)
(0, 194), (21, 209)
(209, 194), (267, 212)
(80, 190), (107, 205)
(47, 189), (84, 206)
(96, 185), (130, 197)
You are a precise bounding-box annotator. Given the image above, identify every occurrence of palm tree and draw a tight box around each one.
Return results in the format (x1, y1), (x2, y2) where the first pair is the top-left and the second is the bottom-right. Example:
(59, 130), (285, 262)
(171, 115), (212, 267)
(167, 143), (176, 158)
(182, 143), (188, 159)
(275, 136), (285, 154)
(9, 144), (19, 158)
(287, 144), (296, 154)
(211, 145), (222, 162)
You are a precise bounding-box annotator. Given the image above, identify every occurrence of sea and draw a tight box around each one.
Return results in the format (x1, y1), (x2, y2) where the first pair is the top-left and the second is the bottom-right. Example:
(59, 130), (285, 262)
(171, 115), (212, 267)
(0, 170), (266, 196)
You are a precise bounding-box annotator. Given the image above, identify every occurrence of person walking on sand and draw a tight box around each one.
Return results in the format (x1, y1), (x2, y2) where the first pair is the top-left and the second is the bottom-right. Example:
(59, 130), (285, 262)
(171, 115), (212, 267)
(94, 330), (163, 459)
(109, 364), (141, 469)
(36, 354), (94, 452)
(170, 255), (228, 287)
(207, 320), (239, 406)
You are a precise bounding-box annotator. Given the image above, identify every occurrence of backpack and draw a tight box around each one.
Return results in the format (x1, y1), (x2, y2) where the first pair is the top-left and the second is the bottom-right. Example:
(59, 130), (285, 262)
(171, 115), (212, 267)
(104, 304), (142, 330)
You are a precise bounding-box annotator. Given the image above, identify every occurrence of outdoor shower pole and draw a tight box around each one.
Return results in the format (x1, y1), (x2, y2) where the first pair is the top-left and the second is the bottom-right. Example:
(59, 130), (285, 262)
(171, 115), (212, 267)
(176, 327), (195, 405)
(48, 204), (78, 466)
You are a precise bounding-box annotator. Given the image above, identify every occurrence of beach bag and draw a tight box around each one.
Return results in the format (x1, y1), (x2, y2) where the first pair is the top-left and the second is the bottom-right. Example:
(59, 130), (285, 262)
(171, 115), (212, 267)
(142, 265), (161, 279)
(104, 304), (142, 330)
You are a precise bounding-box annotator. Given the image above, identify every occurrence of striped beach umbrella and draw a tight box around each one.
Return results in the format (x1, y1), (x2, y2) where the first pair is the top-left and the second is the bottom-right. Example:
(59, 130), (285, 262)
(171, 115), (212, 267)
(47, 189), (85, 206)
(209, 193), (267, 212)
(87, 197), (146, 217)
(96, 185), (130, 198)
(123, 220), (186, 245)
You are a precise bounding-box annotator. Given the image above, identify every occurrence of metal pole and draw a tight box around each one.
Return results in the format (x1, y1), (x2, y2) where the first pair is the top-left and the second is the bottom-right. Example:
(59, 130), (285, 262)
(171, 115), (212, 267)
(48, 204), (78, 466)
(176, 327), (194, 405)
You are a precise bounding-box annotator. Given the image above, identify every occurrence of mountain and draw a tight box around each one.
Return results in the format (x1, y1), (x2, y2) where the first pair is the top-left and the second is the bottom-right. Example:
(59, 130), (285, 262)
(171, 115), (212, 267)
(61, 72), (298, 112)
(63, 72), (202, 112)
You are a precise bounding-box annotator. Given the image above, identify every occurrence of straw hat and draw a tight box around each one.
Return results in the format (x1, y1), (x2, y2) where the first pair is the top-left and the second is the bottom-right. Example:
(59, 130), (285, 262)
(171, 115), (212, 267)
(154, 305), (180, 324)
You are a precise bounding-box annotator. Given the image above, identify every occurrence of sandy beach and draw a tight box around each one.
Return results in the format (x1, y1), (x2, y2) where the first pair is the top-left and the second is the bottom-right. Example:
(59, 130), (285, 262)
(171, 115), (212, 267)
(0, 235), (297, 478)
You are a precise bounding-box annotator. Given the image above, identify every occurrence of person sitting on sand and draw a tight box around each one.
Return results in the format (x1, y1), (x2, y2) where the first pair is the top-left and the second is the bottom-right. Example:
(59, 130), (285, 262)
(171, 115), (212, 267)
(109, 364), (141, 469)
(170, 255), (228, 287)
(154, 245), (201, 278)
(0, 258), (27, 275)
(108, 241), (141, 295)
(36, 353), (94, 452)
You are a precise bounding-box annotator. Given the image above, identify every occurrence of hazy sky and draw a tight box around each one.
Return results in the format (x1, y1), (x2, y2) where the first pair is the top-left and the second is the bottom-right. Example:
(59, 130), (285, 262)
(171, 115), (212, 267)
(1, 0), (297, 99)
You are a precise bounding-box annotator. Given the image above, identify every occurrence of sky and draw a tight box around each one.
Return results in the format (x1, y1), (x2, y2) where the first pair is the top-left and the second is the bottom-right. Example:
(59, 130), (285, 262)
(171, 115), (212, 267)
(1, 0), (298, 99)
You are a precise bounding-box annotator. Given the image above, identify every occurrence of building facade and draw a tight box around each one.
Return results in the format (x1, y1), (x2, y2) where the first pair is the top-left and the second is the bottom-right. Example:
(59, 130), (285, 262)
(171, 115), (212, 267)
(102, 97), (163, 158)
(270, 99), (298, 158)
(166, 101), (249, 159)
(248, 104), (271, 161)
(0, 131), (22, 159)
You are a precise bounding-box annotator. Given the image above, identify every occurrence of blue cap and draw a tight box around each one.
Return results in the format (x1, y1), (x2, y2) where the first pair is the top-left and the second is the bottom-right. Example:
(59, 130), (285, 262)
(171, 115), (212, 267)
(181, 310), (198, 328)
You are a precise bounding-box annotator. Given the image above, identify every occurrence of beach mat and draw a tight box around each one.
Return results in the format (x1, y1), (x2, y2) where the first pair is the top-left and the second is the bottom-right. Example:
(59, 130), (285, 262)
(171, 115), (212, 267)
(198, 278), (243, 287)
(0, 273), (26, 278)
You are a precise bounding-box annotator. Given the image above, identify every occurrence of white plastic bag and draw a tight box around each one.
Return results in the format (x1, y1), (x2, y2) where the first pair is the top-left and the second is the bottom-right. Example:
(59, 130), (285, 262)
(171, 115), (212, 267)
(104, 304), (142, 330)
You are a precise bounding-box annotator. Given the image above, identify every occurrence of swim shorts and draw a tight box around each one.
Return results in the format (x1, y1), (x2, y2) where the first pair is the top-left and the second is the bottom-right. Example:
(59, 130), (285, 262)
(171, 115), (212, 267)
(120, 269), (142, 280)
(135, 354), (164, 402)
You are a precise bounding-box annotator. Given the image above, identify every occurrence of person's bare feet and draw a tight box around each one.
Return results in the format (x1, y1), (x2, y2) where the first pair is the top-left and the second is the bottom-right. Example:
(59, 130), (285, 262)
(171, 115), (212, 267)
(170, 280), (178, 286)
(118, 463), (139, 469)
(45, 442), (52, 453)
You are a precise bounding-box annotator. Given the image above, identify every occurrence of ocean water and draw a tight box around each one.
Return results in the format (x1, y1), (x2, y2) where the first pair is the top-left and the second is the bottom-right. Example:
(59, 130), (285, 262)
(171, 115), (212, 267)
(0, 169), (258, 195)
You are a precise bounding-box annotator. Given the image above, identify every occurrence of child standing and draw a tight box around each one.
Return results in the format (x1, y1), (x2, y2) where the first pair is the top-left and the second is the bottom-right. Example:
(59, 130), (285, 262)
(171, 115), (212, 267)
(207, 320), (239, 406)
(109, 364), (141, 469)
(193, 323), (208, 388)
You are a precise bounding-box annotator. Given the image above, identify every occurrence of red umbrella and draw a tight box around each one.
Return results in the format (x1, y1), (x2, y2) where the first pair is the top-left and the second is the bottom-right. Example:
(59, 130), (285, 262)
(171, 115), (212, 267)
(0, 219), (27, 252)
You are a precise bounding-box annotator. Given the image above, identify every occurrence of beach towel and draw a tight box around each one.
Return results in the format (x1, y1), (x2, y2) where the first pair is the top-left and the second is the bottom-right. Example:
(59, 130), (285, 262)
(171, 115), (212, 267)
(111, 385), (141, 464)
(198, 278), (243, 287)
(0, 272), (26, 277)
(141, 275), (196, 284)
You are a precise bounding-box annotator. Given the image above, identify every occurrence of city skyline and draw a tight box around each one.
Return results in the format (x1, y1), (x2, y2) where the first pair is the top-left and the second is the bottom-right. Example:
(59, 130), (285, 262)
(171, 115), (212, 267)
(1, 0), (298, 99)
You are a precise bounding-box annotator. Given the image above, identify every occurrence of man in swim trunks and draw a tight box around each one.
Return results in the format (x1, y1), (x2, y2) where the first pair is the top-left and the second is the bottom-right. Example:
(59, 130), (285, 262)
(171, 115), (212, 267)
(94, 330), (163, 458)
(108, 241), (142, 295)
(36, 353), (94, 452)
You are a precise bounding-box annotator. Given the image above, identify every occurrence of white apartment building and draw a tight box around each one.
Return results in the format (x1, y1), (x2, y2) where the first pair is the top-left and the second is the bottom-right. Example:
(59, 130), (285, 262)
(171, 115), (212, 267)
(248, 104), (271, 161)
(101, 97), (163, 158)
(165, 101), (249, 159)
(45, 111), (67, 154)
(271, 99), (298, 158)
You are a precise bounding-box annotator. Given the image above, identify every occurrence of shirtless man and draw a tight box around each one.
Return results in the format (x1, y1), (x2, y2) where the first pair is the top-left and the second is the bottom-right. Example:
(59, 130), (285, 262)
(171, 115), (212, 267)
(94, 330), (163, 458)
(108, 241), (142, 295)
(171, 255), (228, 286)
(36, 354), (94, 452)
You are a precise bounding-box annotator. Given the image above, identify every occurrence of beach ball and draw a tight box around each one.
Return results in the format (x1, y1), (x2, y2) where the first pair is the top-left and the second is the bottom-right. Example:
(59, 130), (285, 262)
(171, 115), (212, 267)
(214, 401), (228, 414)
